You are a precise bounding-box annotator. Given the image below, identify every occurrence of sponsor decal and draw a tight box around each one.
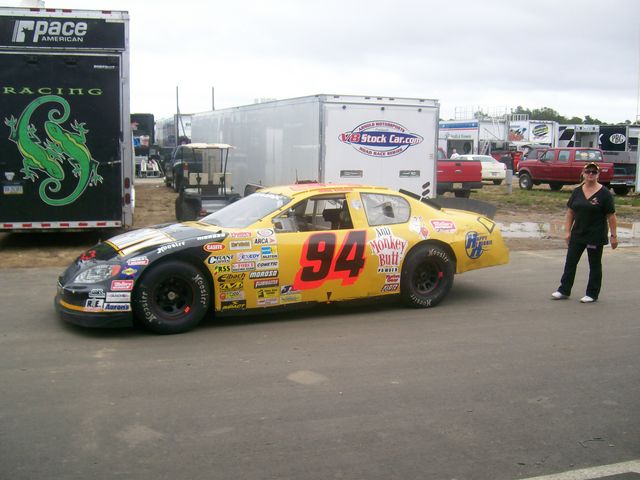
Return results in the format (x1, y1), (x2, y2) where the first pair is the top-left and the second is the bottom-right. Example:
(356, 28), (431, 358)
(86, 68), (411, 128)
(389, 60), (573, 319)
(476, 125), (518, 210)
(217, 273), (246, 283)
(609, 133), (626, 145)
(11, 19), (88, 44)
(532, 123), (550, 138)
(409, 216), (429, 239)
(256, 287), (279, 299)
(254, 278), (279, 288)
(208, 254), (234, 264)
(256, 228), (275, 237)
(220, 290), (245, 301)
(232, 262), (255, 272)
(381, 283), (400, 292)
(280, 284), (299, 295)
(157, 241), (185, 254)
(105, 292), (131, 302)
(280, 293), (302, 304)
(127, 256), (149, 266)
(253, 237), (276, 245)
(229, 231), (252, 238)
(257, 297), (279, 306)
(430, 219), (457, 233)
(256, 260), (279, 270)
(249, 270), (278, 279)
(219, 281), (243, 291)
(465, 231), (493, 259)
(385, 274), (400, 284)
(230, 240), (252, 250)
(236, 252), (261, 262)
(88, 288), (106, 298)
(261, 245), (278, 259)
(196, 233), (226, 241)
(203, 242), (225, 252)
(103, 303), (132, 312)
(368, 227), (407, 274)
(339, 120), (424, 157)
(221, 300), (246, 311)
(85, 298), (104, 311)
(120, 267), (139, 278)
(111, 279), (134, 291)
(213, 264), (231, 273)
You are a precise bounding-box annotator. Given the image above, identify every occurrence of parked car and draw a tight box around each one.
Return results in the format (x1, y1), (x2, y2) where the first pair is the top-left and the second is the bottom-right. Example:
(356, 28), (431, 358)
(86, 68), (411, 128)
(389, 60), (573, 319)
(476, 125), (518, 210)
(165, 143), (225, 192)
(436, 148), (483, 198)
(456, 155), (507, 185)
(517, 148), (614, 191)
(55, 184), (510, 334)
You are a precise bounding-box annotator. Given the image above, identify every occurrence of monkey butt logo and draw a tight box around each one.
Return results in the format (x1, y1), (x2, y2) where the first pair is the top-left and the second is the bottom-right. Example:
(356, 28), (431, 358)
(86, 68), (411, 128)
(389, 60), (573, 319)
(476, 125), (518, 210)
(339, 120), (423, 157)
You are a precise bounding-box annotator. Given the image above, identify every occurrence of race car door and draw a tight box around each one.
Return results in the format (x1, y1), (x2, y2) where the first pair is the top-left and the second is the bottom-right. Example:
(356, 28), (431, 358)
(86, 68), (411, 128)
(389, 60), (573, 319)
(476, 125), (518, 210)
(271, 192), (370, 305)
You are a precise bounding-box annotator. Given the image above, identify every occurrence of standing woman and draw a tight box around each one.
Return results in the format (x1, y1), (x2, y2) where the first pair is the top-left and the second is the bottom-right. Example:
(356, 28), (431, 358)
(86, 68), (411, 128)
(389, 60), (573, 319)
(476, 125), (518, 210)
(551, 161), (618, 303)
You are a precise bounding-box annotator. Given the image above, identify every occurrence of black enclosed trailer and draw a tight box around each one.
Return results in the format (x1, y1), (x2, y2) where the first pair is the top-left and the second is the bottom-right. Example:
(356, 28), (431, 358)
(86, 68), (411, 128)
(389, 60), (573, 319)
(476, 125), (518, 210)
(0, 7), (134, 231)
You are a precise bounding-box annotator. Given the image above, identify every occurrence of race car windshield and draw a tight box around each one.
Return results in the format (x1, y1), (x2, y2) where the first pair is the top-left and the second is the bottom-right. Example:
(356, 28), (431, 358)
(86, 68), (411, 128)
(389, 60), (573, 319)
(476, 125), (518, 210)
(201, 192), (291, 228)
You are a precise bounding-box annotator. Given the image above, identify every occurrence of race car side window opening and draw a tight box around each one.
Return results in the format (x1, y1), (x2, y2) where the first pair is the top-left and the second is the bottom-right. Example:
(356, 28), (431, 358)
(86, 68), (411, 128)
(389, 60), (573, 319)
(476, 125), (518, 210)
(361, 193), (410, 226)
(273, 195), (352, 232)
(201, 192), (290, 228)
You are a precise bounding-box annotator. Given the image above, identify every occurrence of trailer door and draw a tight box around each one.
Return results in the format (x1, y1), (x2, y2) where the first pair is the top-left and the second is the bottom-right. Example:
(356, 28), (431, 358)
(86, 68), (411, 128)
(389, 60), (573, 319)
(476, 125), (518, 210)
(0, 52), (123, 226)
(322, 101), (438, 196)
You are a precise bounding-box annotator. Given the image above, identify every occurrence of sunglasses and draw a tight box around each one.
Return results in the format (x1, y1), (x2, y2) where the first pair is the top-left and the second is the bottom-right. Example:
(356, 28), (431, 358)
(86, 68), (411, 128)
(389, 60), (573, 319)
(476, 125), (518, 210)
(583, 170), (598, 175)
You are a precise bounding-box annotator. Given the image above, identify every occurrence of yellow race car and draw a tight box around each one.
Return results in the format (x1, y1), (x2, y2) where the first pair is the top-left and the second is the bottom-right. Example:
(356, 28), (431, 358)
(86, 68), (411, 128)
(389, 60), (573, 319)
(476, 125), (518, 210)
(56, 184), (509, 334)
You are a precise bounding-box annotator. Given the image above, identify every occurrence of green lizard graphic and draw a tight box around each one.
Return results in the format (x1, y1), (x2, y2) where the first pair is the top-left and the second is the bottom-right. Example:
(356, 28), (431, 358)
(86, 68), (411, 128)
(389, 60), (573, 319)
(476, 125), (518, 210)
(4, 95), (102, 206)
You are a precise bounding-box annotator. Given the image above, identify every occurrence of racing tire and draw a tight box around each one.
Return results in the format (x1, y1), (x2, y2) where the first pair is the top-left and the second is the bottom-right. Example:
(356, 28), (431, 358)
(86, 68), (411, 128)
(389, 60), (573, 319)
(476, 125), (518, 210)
(133, 260), (211, 334)
(492, 179), (502, 185)
(400, 243), (455, 308)
(548, 182), (563, 191)
(519, 173), (533, 190)
(613, 186), (630, 196)
(454, 190), (471, 198)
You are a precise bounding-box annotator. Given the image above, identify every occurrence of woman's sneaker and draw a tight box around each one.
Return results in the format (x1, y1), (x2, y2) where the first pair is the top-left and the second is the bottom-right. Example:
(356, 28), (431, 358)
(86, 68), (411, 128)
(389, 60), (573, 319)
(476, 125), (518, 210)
(551, 291), (569, 300)
(580, 296), (596, 303)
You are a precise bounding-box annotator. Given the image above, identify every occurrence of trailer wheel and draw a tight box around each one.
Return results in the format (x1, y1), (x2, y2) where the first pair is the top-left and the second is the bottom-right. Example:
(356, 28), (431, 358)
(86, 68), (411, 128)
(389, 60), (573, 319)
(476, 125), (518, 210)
(613, 186), (630, 196)
(133, 260), (211, 334)
(519, 173), (533, 190)
(549, 182), (563, 191)
(400, 243), (455, 308)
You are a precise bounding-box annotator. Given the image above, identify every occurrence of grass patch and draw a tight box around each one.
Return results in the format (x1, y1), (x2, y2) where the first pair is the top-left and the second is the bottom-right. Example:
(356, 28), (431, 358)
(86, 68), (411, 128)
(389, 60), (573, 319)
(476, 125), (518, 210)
(472, 183), (640, 219)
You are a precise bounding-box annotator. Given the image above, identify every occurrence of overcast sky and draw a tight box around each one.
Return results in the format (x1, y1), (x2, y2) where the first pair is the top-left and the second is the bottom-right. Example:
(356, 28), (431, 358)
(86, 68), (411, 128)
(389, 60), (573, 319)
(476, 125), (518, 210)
(4, 0), (640, 123)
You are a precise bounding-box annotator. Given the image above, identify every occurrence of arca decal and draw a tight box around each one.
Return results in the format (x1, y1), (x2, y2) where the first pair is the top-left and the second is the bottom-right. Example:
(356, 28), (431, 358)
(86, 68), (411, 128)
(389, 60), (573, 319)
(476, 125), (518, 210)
(294, 231), (366, 290)
(339, 120), (423, 157)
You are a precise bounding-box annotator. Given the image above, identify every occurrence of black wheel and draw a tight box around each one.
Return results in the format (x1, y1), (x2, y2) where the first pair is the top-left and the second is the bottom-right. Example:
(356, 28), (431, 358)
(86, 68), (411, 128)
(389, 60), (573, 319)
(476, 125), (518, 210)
(549, 182), (563, 191)
(133, 261), (211, 334)
(454, 190), (471, 198)
(519, 173), (533, 190)
(492, 179), (502, 185)
(401, 244), (455, 308)
(613, 186), (630, 196)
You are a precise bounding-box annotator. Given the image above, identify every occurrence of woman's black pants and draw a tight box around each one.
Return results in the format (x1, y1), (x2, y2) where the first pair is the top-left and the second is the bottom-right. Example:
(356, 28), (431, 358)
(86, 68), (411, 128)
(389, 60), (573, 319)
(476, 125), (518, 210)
(557, 242), (604, 299)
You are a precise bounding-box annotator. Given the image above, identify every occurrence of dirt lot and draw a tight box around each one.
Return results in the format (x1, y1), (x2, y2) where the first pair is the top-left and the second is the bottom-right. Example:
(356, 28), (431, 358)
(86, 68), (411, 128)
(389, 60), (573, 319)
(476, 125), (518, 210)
(0, 179), (635, 269)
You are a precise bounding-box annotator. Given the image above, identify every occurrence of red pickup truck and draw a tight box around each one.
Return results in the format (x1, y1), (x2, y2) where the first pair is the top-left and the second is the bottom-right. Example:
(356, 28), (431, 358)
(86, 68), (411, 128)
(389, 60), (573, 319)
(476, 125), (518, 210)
(517, 147), (614, 191)
(436, 148), (482, 198)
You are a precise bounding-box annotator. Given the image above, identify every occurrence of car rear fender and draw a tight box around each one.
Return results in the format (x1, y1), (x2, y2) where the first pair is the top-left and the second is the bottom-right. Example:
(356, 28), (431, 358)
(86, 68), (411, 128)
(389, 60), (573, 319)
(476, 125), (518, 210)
(404, 240), (457, 272)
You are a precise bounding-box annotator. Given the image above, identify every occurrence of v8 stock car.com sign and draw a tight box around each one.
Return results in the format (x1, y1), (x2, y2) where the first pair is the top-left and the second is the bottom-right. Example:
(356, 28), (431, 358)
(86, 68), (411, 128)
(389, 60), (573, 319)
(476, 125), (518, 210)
(339, 120), (423, 157)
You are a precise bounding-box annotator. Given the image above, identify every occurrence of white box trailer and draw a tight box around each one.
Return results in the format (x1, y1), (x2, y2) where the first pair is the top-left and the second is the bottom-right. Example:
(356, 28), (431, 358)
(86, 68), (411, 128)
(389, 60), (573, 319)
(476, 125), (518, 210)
(190, 95), (439, 197)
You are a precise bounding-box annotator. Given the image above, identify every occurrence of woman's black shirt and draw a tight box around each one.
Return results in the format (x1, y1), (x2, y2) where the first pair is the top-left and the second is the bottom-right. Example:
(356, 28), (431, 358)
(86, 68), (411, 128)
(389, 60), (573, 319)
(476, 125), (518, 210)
(567, 185), (615, 245)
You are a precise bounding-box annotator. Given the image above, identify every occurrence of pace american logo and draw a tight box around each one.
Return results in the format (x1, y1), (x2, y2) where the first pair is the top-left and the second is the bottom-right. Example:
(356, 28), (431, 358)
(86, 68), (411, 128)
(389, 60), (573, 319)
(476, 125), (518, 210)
(339, 120), (423, 157)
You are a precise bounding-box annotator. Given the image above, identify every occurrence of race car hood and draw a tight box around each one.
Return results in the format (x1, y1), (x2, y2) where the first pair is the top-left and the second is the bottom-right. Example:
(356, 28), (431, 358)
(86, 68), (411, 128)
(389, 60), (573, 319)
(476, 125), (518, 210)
(105, 222), (225, 257)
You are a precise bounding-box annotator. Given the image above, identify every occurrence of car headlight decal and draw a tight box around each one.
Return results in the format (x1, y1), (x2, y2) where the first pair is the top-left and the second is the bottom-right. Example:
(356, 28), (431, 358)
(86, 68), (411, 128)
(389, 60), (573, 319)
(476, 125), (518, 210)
(72, 265), (122, 284)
